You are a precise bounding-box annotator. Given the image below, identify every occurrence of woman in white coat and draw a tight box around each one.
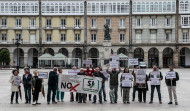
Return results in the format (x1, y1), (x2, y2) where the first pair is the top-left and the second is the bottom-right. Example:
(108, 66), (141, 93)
(9, 69), (21, 104)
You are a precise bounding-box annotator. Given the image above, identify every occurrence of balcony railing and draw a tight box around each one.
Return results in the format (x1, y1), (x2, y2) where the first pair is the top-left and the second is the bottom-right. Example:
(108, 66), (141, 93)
(179, 39), (190, 43)
(133, 39), (176, 44)
(60, 25), (67, 29)
(14, 25), (22, 29)
(0, 25), (8, 29)
(29, 25), (37, 29)
(74, 25), (81, 29)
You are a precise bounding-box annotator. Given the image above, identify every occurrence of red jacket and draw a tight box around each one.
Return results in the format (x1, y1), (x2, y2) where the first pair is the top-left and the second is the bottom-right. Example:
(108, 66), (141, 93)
(84, 68), (94, 76)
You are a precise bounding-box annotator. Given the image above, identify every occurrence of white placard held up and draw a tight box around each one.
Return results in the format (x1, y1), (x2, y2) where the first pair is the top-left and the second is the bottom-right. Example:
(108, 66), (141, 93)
(129, 58), (139, 66)
(151, 78), (160, 85)
(166, 71), (176, 79)
(121, 73), (132, 87)
(150, 71), (160, 79)
(68, 70), (80, 75)
(13, 76), (21, 86)
(38, 72), (48, 79)
(109, 61), (119, 69)
(83, 60), (92, 67)
(110, 54), (119, 61)
(136, 69), (146, 83)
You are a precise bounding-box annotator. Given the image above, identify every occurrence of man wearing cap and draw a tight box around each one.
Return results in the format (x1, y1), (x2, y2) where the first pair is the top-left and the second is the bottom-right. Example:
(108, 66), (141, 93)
(22, 67), (32, 104)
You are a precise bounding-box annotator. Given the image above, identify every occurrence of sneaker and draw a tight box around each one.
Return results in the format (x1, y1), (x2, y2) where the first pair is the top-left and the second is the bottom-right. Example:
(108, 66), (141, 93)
(47, 102), (50, 104)
(52, 101), (57, 104)
(175, 102), (178, 105)
(89, 99), (92, 101)
(104, 99), (107, 102)
(127, 102), (130, 104)
(36, 102), (41, 105)
(159, 101), (162, 104)
(57, 100), (60, 102)
(61, 100), (64, 102)
(123, 101), (126, 104)
(78, 101), (82, 103)
(92, 102), (96, 104)
(83, 101), (86, 103)
(168, 102), (173, 104)
(149, 101), (153, 104)
(115, 101), (117, 103)
(16, 102), (19, 104)
(132, 99), (134, 101)
(25, 102), (28, 104)
(32, 102), (36, 105)
(10, 102), (13, 104)
(99, 102), (103, 104)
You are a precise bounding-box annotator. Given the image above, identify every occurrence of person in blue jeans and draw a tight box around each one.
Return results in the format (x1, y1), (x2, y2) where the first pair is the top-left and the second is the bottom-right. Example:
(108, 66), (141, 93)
(92, 67), (106, 104)
(56, 68), (64, 102)
(149, 65), (163, 104)
(99, 66), (107, 101)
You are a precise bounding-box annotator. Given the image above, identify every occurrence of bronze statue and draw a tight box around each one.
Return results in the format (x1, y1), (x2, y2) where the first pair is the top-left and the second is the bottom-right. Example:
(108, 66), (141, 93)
(104, 24), (111, 40)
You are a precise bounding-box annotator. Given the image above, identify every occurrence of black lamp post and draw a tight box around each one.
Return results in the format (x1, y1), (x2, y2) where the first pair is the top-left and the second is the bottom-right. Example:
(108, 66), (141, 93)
(13, 38), (23, 70)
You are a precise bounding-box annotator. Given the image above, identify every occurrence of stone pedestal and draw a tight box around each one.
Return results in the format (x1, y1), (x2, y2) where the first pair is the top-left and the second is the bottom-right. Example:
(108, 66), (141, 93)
(102, 40), (112, 69)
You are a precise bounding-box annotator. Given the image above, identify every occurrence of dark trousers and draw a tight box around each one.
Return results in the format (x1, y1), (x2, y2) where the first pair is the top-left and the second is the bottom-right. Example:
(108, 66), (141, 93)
(102, 82), (106, 100)
(132, 86), (138, 100)
(150, 85), (161, 101)
(78, 93), (87, 102)
(11, 92), (18, 102)
(33, 90), (40, 102)
(24, 86), (31, 103)
(138, 88), (147, 102)
(110, 85), (118, 102)
(47, 86), (56, 102)
(70, 92), (78, 101)
(88, 94), (92, 100)
(93, 88), (103, 103)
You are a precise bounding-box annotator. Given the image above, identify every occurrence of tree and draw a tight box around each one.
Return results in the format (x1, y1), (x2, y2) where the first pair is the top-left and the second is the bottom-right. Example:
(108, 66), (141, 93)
(0, 49), (10, 66)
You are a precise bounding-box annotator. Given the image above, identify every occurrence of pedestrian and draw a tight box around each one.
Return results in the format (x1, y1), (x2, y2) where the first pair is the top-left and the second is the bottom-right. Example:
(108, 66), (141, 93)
(137, 68), (148, 103)
(84, 65), (94, 101)
(77, 68), (87, 103)
(31, 70), (43, 105)
(56, 68), (64, 102)
(165, 65), (179, 105)
(149, 65), (163, 104)
(22, 67), (32, 104)
(92, 67), (106, 104)
(132, 66), (139, 101)
(9, 69), (21, 104)
(47, 67), (58, 104)
(99, 66), (107, 101)
(70, 66), (79, 102)
(106, 63), (121, 103)
(120, 67), (132, 104)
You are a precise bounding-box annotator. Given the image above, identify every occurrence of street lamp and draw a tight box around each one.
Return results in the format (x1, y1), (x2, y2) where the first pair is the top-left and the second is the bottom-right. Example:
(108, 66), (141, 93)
(13, 38), (23, 70)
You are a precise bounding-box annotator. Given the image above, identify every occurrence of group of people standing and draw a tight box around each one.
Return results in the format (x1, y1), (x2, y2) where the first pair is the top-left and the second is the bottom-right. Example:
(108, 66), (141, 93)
(9, 64), (179, 105)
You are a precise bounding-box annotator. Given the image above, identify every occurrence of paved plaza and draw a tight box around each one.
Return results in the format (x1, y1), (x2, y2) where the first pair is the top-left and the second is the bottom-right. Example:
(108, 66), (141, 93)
(0, 68), (189, 111)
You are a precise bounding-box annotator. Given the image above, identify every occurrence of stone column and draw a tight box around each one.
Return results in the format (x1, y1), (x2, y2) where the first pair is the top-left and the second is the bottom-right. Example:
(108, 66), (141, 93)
(128, 52), (133, 58)
(144, 52), (148, 67)
(10, 52), (14, 67)
(24, 52), (28, 67)
(173, 51), (179, 68)
(159, 52), (163, 68)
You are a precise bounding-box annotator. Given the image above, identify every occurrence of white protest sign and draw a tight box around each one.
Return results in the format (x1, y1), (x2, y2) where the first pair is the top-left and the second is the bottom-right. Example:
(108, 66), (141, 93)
(150, 71), (160, 79)
(100, 70), (109, 81)
(166, 71), (176, 79)
(129, 58), (139, 66)
(109, 61), (119, 69)
(13, 76), (21, 86)
(110, 55), (119, 61)
(58, 75), (102, 95)
(121, 73), (132, 87)
(83, 60), (92, 67)
(151, 78), (160, 85)
(68, 70), (80, 75)
(136, 69), (146, 83)
(38, 72), (48, 79)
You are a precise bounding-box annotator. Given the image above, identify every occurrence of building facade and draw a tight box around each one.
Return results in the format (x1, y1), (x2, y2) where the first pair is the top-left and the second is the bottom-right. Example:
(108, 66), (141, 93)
(0, 0), (189, 68)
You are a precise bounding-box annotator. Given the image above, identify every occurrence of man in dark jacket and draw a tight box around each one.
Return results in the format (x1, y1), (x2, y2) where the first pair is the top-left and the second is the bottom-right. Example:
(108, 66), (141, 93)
(22, 67), (32, 104)
(149, 65), (163, 104)
(165, 65), (179, 105)
(92, 67), (106, 104)
(77, 68), (87, 103)
(47, 67), (58, 104)
(106, 64), (121, 103)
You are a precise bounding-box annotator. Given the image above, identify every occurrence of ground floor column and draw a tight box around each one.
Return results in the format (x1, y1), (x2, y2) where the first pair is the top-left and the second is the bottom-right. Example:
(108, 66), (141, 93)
(24, 52), (28, 67)
(144, 52), (148, 67)
(10, 52), (14, 67)
(159, 52), (163, 68)
(174, 51), (179, 68)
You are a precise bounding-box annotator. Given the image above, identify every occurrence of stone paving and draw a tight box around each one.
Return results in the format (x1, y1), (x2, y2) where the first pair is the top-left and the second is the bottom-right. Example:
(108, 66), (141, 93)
(0, 68), (189, 111)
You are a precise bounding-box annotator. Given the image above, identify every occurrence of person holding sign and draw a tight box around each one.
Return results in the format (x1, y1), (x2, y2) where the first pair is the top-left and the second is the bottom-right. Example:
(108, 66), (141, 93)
(106, 63), (121, 103)
(47, 67), (58, 104)
(77, 68), (87, 103)
(92, 67), (106, 104)
(149, 66), (163, 104)
(70, 66), (79, 102)
(100, 66), (107, 101)
(56, 68), (65, 102)
(137, 69), (149, 103)
(120, 67), (133, 104)
(84, 65), (94, 101)
(132, 66), (140, 101)
(31, 70), (43, 105)
(165, 65), (179, 105)
(9, 69), (21, 104)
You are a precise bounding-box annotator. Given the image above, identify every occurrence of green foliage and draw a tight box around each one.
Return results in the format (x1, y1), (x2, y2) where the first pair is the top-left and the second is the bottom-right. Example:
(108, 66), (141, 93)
(0, 49), (10, 65)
